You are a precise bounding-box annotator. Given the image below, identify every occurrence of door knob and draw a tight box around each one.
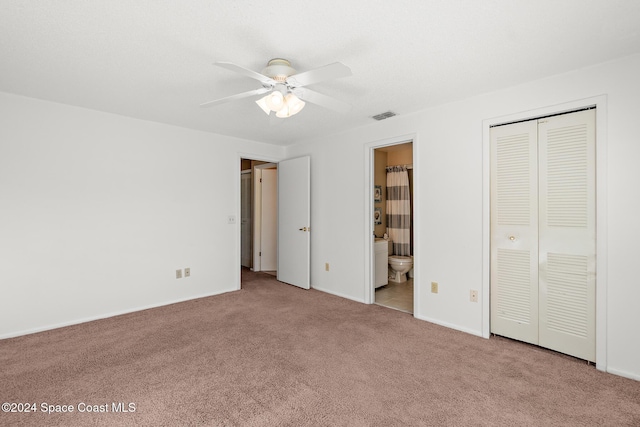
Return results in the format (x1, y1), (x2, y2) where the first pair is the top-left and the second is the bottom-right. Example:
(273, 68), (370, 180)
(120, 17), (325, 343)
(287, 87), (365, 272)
(298, 227), (310, 232)
(509, 235), (516, 241)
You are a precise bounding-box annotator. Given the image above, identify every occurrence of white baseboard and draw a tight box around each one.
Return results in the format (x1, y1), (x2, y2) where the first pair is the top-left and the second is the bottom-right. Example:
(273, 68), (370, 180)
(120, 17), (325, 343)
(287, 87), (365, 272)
(0, 288), (238, 340)
(606, 367), (640, 382)
(413, 313), (485, 338)
(311, 285), (366, 304)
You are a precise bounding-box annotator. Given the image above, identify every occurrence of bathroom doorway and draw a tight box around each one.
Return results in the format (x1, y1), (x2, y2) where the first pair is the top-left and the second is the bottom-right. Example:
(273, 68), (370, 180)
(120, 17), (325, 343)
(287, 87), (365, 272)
(371, 142), (414, 314)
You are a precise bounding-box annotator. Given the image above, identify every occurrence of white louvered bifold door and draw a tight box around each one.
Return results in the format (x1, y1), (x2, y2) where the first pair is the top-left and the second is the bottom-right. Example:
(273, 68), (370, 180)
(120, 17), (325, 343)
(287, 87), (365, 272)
(538, 110), (596, 362)
(490, 120), (539, 345)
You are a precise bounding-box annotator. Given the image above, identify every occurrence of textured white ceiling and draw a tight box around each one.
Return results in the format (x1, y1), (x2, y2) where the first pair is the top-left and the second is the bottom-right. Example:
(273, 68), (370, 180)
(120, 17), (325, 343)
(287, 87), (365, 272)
(1, 1), (639, 145)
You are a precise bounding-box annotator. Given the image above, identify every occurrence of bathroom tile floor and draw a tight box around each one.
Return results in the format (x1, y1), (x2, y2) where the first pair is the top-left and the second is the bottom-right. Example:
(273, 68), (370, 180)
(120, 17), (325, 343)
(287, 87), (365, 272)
(375, 279), (413, 314)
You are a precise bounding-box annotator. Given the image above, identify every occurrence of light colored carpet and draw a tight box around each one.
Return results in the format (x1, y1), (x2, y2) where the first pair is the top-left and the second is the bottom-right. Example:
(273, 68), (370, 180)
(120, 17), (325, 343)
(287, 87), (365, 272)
(1, 269), (639, 426)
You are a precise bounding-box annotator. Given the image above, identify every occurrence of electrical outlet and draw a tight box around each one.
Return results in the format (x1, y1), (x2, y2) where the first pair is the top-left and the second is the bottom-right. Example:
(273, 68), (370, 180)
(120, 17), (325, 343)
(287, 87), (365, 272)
(176, 269), (182, 279)
(431, 282), (438, 293)
(185, 267), (190, 277)
(325, 263), (330, 271)
(470, 290), (478, 302)
(227, 215), (236, 224)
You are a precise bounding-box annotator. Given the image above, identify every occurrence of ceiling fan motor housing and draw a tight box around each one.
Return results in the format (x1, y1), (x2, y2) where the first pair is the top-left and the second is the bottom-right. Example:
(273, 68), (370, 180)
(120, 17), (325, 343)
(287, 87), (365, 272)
(261, 58), (296, 83)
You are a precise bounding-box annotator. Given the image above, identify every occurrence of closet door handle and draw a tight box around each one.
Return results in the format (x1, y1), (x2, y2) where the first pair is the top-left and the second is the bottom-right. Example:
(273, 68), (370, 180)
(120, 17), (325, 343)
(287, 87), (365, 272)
(509, 235), (516, 241)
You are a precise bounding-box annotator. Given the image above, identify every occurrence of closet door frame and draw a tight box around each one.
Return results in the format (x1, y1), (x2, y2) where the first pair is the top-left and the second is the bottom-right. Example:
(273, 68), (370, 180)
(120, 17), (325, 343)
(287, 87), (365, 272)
(482, 95), (608, 372)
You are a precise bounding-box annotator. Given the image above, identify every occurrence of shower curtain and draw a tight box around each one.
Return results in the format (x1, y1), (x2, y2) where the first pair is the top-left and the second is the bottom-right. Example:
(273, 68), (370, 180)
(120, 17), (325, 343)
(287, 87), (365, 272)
(386, 166), (411, 256)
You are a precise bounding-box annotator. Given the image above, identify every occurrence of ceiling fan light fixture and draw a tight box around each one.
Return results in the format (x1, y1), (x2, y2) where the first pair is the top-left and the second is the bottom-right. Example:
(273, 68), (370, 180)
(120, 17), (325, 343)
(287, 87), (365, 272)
(276, 102), (290, 118)
(275, 93), (306, 118)
(265, 90), (285, 111)
(275, 105), (290, 118)
(285, 93), (305, 116)
(255, 96), (271, 115)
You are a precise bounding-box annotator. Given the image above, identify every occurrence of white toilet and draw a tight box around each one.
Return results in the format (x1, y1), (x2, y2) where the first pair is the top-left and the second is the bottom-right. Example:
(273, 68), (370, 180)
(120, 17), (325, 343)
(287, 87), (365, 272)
(388, 255), (413, 283)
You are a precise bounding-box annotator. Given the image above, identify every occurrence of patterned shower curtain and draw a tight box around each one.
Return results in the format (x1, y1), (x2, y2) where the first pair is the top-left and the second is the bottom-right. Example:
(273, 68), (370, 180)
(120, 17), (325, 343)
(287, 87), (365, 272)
(386, 166), (411, 256)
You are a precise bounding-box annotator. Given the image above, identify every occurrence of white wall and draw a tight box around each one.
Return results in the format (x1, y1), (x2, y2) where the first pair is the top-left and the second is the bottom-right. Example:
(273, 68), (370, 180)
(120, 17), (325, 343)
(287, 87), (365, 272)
(286, 53), (640, 380)
(0, 92), (284, 338)
(2, 53), (639, 381)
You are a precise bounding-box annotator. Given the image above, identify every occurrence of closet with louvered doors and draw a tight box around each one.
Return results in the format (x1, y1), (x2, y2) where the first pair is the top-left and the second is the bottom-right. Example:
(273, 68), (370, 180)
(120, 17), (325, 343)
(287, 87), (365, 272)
(490, 109), (596, 362)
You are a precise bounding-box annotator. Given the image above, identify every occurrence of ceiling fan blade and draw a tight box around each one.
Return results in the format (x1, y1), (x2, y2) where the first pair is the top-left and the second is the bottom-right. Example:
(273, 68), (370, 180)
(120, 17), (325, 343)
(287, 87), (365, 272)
(294, 88), (351, 113)
(199, 87), (271, 108)
(286, 62), (352, 88)
(214, 61), (275, 86)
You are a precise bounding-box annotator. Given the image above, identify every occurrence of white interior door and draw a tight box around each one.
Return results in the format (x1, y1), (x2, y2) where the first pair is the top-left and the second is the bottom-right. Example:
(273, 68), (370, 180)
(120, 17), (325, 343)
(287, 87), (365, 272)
(490, 120), (539, 344)
(277, 156), (311, 289)
(490, 109), (596, 362)
(538, 109), (596, 362)
(260, 168), (278, 271)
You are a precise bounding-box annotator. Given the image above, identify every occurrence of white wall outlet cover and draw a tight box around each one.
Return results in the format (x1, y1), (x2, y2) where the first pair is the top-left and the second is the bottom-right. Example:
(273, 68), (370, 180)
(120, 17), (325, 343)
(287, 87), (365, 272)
(228, 215), (236, 224)
(470, 290), (478, 302)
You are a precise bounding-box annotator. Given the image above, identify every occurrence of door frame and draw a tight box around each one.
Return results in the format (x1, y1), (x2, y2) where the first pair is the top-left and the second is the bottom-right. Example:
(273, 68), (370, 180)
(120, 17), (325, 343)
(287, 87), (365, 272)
(253, 163), (278, 272)
(236, 154), (281, 291)
(482, 95), (608, 371)
(240, 169), (253, 269)
(364, 133), (419, 314)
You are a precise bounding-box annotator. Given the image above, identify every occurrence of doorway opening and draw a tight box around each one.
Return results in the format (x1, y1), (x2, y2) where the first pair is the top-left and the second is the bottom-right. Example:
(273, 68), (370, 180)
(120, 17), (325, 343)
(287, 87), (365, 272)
(240, 158), (278, 280)
(371, 142), (414, 314)
(239, 155), (311, 290)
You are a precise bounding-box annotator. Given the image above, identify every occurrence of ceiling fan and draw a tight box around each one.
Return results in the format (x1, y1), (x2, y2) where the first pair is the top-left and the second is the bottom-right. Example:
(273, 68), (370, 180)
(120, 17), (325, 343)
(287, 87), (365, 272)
(200, 58), (352, 118)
